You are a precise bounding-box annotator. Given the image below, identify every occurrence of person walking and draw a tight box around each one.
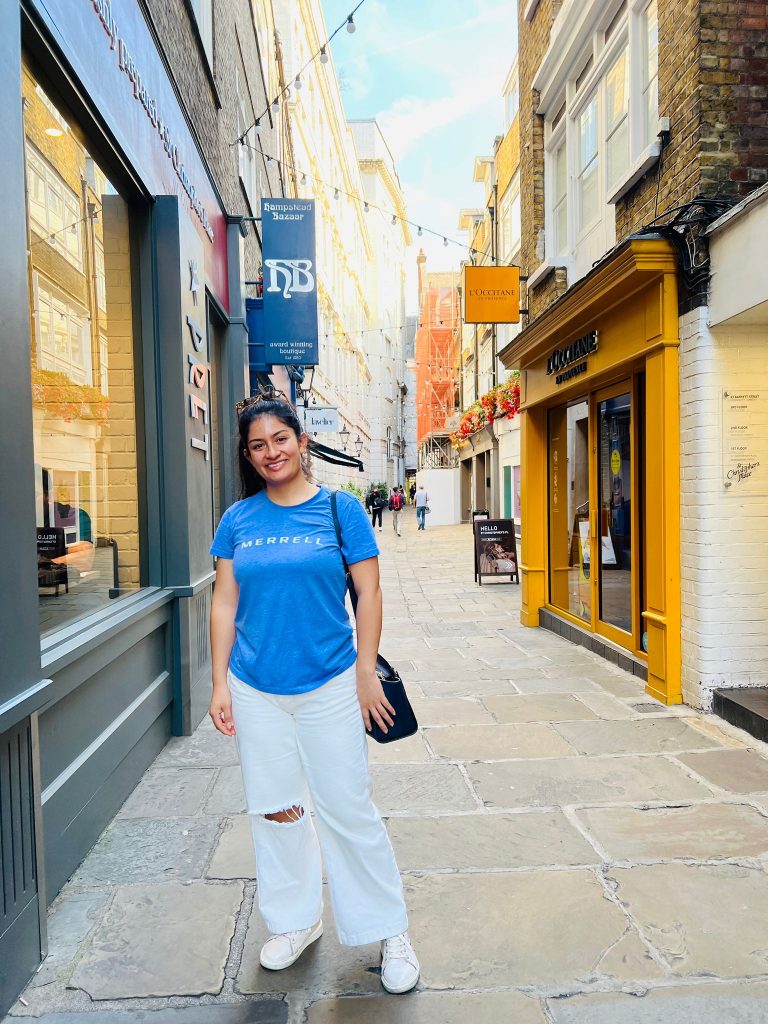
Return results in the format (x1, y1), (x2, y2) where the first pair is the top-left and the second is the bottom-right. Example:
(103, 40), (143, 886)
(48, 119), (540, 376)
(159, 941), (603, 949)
(409, 481), (416, 505)
(208, 390), (419, 994)
(414, 485), (429, 531)
(389, 486), (404, 537)
(366, 486), (386, 532)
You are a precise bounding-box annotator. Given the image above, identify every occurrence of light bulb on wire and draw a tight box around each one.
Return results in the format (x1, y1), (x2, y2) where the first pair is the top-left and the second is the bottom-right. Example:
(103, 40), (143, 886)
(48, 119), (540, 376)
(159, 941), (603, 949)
(417, 226), (423, 236)
(334, 187), (340, 200)
(320, 46), (329, 63)
(294, 73), (302, 90)
(254, 119), (261, 134)
(346, 14), (356, 33)
(272, 97), (279, 113)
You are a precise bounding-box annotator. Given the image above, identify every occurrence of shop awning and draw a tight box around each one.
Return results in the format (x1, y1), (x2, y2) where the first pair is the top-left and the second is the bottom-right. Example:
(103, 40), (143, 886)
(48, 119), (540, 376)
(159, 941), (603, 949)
(309, 440), (363, 472)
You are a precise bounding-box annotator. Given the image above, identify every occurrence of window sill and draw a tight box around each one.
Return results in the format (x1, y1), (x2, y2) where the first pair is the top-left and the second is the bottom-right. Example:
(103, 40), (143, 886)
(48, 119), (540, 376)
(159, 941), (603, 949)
(607, 141), (662, 205)
(526, 260), (557, 290)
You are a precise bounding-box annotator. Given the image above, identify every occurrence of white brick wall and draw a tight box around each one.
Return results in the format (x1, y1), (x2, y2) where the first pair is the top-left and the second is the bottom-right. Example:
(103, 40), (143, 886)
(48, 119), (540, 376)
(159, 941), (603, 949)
(679, 308), (768, 708)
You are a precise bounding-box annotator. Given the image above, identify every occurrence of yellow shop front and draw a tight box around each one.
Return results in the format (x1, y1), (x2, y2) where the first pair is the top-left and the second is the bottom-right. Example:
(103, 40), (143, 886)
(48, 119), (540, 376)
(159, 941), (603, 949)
(499, 238), (681, 704)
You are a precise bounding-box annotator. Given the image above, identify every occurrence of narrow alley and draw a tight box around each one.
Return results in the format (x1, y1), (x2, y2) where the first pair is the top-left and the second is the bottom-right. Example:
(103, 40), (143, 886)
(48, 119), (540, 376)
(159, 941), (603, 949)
(8, 512), (768, 1024)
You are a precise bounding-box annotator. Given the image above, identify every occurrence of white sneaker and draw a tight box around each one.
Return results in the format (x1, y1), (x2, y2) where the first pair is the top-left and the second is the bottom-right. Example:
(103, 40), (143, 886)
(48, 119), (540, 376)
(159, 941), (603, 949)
(260, 921), (323, 970)
(380, 931), (419, 993)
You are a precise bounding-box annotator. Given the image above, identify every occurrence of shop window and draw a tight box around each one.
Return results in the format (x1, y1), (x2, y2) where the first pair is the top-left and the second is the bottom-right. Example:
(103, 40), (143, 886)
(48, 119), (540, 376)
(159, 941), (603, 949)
(548, 401), (591, 623)
(24, 62), (143, 637)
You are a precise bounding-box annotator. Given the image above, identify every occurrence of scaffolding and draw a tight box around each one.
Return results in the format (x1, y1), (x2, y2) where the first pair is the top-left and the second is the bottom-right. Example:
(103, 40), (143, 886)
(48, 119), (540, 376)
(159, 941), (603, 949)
(415, 277), (460, 444)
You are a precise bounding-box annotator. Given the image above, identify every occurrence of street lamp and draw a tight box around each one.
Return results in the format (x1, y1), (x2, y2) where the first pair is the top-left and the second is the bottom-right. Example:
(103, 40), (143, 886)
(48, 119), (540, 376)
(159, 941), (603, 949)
(339, 424), (350, 451)
(354, 435), (364, 457)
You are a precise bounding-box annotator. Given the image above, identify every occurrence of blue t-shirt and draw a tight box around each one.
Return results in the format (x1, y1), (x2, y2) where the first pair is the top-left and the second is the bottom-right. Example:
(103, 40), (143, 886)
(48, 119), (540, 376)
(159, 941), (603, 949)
(210, 487), (378, 694)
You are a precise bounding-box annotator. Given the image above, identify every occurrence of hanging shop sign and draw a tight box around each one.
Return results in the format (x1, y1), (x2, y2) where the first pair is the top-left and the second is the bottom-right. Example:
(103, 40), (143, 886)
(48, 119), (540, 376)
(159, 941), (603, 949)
(262, 199), (319, 366)
(463, 265), (521, 324)
(474, 519), (519, 585)
(546, 331), (599, 385)
(303, 406), (339, 433)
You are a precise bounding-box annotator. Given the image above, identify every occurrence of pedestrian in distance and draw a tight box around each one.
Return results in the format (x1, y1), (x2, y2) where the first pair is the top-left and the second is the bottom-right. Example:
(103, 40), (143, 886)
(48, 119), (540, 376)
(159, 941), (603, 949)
(409, 481), (416, 505)
(414, 485), (429, 530)
(389, 486), (404, 536)
(208, 389), (420, 993)
(366, 485), (386, 532)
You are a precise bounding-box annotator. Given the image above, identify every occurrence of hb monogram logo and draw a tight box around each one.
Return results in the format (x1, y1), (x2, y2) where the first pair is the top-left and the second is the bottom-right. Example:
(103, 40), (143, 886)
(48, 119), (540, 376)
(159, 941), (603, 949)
(264, 259), (315, 299)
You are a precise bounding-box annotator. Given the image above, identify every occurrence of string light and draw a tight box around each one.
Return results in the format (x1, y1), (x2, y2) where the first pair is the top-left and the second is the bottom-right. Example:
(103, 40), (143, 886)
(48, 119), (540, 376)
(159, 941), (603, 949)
(294, 73), (302, 90)
(254, 119), (261, 134)
(233, 1), (369, 146)
(240, 142), (499, 260)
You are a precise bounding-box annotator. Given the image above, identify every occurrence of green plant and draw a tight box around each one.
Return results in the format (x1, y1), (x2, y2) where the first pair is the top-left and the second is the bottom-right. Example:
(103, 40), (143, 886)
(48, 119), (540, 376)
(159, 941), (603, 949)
(340, 480), (365, 501)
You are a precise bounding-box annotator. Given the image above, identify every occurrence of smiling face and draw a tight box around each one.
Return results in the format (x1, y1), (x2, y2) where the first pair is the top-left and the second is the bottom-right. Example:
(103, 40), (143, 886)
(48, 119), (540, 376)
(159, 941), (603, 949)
(244, 413), (308, 487)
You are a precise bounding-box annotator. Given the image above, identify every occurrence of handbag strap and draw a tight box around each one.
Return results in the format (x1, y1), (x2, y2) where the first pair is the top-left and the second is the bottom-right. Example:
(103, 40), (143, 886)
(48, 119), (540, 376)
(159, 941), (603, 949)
(330, 490), (359, 613)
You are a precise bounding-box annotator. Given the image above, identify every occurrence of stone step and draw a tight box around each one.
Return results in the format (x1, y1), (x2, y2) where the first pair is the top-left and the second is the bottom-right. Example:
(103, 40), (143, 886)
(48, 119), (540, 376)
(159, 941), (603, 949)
(713, 687), (768, 744)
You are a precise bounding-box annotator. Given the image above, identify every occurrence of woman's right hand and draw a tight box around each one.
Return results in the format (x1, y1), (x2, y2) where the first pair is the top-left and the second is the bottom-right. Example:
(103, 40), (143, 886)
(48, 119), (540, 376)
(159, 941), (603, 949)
(210, 683), (236, 736)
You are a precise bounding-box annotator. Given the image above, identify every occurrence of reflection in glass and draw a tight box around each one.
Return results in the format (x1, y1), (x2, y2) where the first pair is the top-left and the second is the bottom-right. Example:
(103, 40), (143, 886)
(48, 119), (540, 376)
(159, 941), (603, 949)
(24, 61), (142, 636)
(548, 401), (590, 622)
(598, 393), (632, 633)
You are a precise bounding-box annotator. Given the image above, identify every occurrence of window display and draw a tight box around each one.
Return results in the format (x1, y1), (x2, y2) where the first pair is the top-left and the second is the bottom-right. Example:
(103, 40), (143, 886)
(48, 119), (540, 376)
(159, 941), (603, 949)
(24, 61), (143, 635)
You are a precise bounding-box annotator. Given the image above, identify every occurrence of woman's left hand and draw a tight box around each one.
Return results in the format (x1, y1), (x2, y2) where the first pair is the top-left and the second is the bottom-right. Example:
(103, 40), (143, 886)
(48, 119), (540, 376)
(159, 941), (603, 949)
(356, 667), (396, 734)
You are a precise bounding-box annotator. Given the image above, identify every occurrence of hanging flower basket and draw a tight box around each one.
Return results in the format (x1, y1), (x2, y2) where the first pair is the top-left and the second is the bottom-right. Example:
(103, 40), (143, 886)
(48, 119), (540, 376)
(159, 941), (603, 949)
(450, 371), (520, 448)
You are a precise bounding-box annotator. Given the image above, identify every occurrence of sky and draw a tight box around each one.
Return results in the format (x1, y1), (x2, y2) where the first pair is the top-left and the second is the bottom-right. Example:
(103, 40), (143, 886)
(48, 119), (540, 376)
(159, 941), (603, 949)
(321, 0), (518, 313)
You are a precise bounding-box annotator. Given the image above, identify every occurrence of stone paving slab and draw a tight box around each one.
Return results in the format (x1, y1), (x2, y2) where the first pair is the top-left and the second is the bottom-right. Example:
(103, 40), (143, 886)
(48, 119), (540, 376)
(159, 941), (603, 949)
(237, 893), (381, 997)
(409, 697), (494, 726)
(306, 991), (548, 1023)
(367, 733), (432, 764)
(469, 755), (712, 808)
(153, 719), (240, 767)
(510, 676), (603, 694)
(425, 723), (577, 761)
(7, 1008), (287, 1024)
(549, 983), (768, 1024)
(577, 802), (768, 861)
(676, 749), (768, 793)
(207, 816), (255, 879)
(573, 691), (637, 720)
(69, 817), (222, 886)
(404, 871), (632, 988)
(609, 862), (768, 976)
(204, 766), (247, 814)
(387, 811), (598, 870)
(407, 676), (520, 698)
(483, 694), (600, 723)
(70, 882), (243, 998)
(29, 892), (108, 989)
(552, 719), (721, 756)
(117, 768), (216, 819)
(371, 764), (477, 813)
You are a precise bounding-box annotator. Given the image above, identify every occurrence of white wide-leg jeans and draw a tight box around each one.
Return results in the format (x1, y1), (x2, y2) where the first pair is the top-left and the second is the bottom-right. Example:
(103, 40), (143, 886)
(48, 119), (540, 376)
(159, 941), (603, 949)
(228, 664), (409, 946)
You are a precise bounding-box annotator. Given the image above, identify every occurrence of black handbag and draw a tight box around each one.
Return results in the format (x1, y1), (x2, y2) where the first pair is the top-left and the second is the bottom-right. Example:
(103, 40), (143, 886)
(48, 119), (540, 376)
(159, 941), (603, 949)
(330, 491), (418, 743)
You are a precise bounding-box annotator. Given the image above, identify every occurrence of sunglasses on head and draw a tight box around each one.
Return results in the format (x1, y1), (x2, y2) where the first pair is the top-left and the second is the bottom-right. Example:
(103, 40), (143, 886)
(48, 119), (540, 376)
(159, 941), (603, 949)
(235, 387), (288, 415)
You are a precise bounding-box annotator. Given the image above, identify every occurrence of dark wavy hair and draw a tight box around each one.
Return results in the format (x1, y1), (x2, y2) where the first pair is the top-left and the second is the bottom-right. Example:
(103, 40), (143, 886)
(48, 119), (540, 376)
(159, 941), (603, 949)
(237, 398), (311, 498)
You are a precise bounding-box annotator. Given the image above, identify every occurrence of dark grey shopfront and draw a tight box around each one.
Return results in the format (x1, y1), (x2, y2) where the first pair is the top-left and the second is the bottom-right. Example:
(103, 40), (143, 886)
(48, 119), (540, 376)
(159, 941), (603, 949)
(0, 1), (251, 1012)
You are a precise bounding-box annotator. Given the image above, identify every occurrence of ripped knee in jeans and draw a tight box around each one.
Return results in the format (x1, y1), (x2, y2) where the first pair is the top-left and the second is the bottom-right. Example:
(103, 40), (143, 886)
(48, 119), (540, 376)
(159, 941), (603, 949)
(263, 805), (304, 825)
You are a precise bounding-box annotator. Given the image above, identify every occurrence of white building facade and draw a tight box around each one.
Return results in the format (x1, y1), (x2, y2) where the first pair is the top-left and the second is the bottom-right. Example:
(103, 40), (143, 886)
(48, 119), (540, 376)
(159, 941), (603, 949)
(275, 1), (409, 490)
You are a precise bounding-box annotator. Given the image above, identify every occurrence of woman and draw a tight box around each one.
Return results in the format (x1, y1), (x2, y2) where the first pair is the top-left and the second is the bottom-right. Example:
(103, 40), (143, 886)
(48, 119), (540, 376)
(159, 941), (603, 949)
(208, 390), (419, 994)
